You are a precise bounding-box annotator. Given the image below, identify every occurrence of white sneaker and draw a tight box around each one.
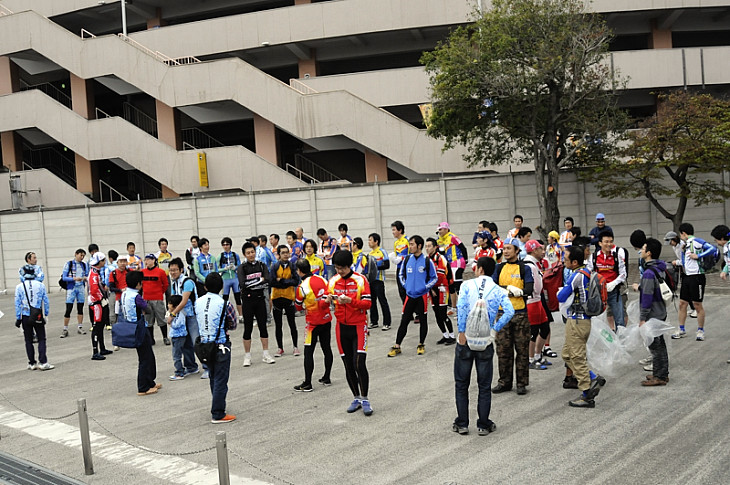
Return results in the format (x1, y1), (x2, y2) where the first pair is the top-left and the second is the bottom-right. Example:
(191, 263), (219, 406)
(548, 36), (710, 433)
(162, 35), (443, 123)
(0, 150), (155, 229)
(38, 363), (55, 371)
(27, 363), (38, 370)
(689, 309), (698, 318)
(238, 316), (244, 324)
(262, 354), (275, 364)
(643, 363), (653, 371)
(243, 355), (251, 367)
(113, 346), (120, 351)
(671, 329), (686, 339)
(639, 357), (653, 366)
(696, 329), (705, 341)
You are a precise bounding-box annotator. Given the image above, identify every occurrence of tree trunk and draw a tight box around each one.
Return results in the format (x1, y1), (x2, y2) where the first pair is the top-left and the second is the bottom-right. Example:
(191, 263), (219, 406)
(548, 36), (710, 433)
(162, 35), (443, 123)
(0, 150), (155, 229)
(534, 156), (561, 240)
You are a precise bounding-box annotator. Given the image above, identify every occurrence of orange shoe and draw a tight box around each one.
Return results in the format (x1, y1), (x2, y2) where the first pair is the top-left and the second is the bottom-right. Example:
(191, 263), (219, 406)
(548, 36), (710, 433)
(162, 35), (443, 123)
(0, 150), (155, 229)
(137, 387), (159, 396)
(211, 414), (236, 424)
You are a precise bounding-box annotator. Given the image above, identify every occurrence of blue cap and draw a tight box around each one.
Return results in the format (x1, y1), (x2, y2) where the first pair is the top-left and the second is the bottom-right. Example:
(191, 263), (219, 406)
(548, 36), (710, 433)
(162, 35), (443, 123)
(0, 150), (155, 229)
(476, 231), (490, 240)
(503, 237), (520, 248)
(596, 213), (605, 220)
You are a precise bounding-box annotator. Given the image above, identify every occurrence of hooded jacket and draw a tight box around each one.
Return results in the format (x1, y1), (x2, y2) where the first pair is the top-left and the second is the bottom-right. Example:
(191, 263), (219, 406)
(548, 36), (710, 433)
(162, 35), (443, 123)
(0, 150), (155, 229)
(639, 259), (668, 322)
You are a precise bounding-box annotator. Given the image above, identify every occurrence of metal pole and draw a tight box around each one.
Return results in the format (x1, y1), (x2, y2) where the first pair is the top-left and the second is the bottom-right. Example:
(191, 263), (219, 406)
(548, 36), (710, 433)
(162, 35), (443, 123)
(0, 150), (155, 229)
(215, 432), (230, 485)
(121, 0), (127, 36)
(77, 398), (94, 475)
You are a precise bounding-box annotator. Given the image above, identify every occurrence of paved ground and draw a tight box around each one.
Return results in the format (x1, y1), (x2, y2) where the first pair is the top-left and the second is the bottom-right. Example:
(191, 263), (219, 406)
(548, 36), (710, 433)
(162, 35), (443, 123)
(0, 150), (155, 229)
(0, 281), (728, 485)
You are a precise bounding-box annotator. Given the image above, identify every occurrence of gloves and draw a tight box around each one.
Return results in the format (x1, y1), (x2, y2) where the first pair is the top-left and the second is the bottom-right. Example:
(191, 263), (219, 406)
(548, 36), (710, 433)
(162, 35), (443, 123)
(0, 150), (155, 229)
(606, 281), (617, 293)
(15, 319), (22, 328)
(506, 285), (523, 297)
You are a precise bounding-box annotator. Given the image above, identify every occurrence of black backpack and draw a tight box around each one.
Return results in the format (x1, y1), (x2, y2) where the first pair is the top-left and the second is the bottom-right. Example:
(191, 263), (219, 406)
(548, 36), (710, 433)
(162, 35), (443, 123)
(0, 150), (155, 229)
(59, 260), (80, 290)
(592, 247), (629, 279)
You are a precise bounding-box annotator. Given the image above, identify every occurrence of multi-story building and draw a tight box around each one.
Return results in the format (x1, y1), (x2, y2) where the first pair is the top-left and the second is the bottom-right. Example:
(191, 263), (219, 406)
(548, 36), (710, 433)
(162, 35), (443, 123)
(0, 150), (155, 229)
(0, 0), (728, 202)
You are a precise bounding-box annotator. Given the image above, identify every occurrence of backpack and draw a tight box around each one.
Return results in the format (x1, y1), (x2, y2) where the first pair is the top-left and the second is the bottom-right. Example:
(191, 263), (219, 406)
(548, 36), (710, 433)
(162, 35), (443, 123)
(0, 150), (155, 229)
(646, 266), (674, 303)
(691, 237), (719, 272)
(58, 260), (76, 290)
(219, 252), (239, 270)
(542, 261), (564, 311)
(364, 254), (379, 283)
(465, 278), (496, 351)
(592, 247), (629, 279)
(577, 269), (608, 316)
(402, 254), (432, 284)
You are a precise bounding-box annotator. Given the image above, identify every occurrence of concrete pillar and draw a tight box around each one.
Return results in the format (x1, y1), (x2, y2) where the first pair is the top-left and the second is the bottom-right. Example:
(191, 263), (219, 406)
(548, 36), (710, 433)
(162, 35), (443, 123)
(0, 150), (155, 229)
(161, 184), (179, 198)
(649, 20), (672, 49)
(0, 56), (19, 95)
(1, 131), (22, 171)
(147, 8), (166, 29)
(364, 149), (388, 182)
(70, 73), (95, 119)
(156, 100), (181, 150)
(75, 153), (98, 198)
(298, 49), (318, 79)
(253, 114), (279, 165)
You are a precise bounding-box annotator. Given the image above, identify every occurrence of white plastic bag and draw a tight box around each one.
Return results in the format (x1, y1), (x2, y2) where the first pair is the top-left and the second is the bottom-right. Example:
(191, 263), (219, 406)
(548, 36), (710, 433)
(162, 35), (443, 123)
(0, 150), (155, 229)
(559, 290), (574, 319)
(615, 324), (644, 355)
(586, 313), (632, 377)
(639, 318), (674, 348)
(465, 300), (492, 351)
(627, 299), (640, 326)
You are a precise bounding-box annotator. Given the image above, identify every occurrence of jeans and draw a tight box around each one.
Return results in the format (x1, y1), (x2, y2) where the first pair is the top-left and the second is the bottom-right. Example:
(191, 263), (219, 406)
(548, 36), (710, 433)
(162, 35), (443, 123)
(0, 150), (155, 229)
(454, 343), (494, 429)
(136, 331), (157, 393)
(22, 317), (47, 365)
(606, 287), (625, 327)
(171, 336), (186, 376)
(184, 315), (203, 372)
(208, 341), (232, 420)
(649, 335), (669, 380)
(369, 280), (391, 326)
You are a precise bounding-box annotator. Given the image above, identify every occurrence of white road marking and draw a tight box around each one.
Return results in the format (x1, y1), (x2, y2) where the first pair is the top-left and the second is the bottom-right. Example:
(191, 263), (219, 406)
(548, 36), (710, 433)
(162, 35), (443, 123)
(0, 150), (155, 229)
(0, 406), (271, 485)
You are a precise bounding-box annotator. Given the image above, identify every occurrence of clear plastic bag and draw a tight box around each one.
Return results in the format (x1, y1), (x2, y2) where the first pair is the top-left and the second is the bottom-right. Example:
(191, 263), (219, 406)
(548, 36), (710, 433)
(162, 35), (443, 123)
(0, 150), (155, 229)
(615, 324), (644, 355)
(627, 299), (640, 326)
(465, 299), (493, 351)
(640, 318), (674, 348)
(586, 313), (632, 377)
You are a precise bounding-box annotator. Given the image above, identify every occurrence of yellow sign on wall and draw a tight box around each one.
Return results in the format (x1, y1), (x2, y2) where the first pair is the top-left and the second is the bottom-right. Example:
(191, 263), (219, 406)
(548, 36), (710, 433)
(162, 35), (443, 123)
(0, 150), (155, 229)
(197, 152), (209, 187)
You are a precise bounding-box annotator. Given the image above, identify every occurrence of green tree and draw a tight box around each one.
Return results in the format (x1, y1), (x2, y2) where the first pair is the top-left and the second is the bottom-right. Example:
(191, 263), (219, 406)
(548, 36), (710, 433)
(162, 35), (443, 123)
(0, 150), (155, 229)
(584, 91), (730, 233)
(421, 0), (625, 236)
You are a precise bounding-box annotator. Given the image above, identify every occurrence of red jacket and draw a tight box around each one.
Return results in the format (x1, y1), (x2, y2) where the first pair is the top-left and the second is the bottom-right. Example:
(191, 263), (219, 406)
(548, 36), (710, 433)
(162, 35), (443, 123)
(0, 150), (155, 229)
(295, 274), (332, 325)
(110, 268), (128, 301)
(327, 272), (371, 325)
(89, 267), (103, 303)
(141, 267), (169, 301)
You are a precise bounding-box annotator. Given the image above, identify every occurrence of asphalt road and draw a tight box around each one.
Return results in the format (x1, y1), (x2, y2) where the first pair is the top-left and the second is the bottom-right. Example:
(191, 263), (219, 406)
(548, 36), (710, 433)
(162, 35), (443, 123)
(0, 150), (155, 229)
(0, 282), (728, 485)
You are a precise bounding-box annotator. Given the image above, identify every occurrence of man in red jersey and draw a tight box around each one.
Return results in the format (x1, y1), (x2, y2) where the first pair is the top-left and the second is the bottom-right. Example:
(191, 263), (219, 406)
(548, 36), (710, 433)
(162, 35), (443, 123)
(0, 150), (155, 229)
(142, 254), (170, 345)
(88, 253), (112, 360)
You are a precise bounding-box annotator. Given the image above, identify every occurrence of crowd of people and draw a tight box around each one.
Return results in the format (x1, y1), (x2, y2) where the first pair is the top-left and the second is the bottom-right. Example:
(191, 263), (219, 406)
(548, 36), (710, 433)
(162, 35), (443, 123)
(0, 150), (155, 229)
(12, 214), (730, 431)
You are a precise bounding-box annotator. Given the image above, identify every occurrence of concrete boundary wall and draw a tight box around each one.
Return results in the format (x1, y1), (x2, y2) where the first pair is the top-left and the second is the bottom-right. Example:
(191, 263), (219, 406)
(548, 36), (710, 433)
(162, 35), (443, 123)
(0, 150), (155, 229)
(1, 171), (728, 291)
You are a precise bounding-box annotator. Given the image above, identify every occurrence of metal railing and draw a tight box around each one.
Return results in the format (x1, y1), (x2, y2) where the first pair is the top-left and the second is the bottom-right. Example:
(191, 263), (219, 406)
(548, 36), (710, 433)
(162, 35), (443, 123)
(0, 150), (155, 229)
(0, 5), (13, 16)
(21, 144), (77, 187)
(289, 78), (318, 94)
(117, 34), (200, 66)
(99, 179), (129, 202)
(19, 80), (72, 109)
(123, 102), (158, 137)
(80, 29), (96, 39)
(127, 171), (162, 200)
(290, 153), (342, 183)
(95, 107), (112, 119)
(182, 127), (224, 150)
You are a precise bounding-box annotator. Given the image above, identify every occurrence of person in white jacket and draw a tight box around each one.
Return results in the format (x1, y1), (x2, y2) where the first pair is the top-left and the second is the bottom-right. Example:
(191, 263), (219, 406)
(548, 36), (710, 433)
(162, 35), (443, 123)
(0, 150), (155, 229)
(523, 241), (551, 370)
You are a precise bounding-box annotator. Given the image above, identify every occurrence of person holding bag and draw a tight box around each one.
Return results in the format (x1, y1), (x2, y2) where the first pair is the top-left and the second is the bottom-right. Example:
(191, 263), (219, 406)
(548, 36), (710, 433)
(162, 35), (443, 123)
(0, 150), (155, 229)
(453, 257), (514, 436)
(121, 271), (160, 396)
(15, 265), (53, 371)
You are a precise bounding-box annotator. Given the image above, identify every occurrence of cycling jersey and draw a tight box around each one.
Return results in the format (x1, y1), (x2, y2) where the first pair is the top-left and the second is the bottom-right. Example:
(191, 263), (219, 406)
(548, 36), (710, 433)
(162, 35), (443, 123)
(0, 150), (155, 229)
(338, 235), (353, 252)
(305, 254), (326, 277)
(327, 272), (371, 325)
(15, 279), (49, 320)
(217, 251), (241, 280)
(295, 274), (332, 325)
(19, 264), (44, 283)
(368, 247), (389, 282)
(155, 250), (173, 275)
(393, 236), (409, 268)
(194, 253), (218, 284)
(319, 237), (338, 265)
(437, 231), (466, 268)
(62, 260), (88, 288)
(472, 247), (496, 270)
(88, 267), (105, 304)
(351, 250), (366, 274)
(270, 260), (299, 301)
(127, 254), (143, 272)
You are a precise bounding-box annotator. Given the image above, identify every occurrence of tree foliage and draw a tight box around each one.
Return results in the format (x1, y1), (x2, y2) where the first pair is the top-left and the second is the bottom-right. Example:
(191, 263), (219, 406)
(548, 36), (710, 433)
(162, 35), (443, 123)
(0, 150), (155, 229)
(583, 91), (730, 232)
(421, 0), (626, 236)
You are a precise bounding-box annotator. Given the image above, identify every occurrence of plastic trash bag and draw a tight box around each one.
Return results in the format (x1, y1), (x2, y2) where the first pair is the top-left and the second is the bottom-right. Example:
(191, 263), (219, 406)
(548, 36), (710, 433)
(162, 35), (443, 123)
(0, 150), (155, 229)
(465, 299), (492, 351)
(627, 299), (640, 326)
(615, 323), (644, 355)
(586, 313), (632, 377)
(639, 318), (674, 348)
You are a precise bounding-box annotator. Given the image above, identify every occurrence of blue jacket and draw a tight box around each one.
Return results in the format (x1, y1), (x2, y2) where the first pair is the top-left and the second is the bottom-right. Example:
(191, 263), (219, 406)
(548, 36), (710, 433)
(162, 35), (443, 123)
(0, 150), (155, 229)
(170, 275), (197, 316)
(62, 260), (88, 287)
(398, 253), (438, 298)
(456, 276), (514, 333)
(557, 266), (590, 319)
(121, 288), (147, 323)
(195, 293), (227, 344)
(169, 311), (188, 338)
(15, 280), (50, 320)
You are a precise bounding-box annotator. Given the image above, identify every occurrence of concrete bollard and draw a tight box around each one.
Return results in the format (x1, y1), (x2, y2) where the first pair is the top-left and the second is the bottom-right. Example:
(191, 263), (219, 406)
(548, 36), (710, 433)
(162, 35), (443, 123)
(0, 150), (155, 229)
(216, 431), (230, 485)
(77, 398), (94, 475)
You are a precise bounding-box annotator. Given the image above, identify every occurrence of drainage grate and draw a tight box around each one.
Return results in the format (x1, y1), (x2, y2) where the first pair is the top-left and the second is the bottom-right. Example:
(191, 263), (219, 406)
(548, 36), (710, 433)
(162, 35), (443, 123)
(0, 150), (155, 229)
(0, 451), (86, 485)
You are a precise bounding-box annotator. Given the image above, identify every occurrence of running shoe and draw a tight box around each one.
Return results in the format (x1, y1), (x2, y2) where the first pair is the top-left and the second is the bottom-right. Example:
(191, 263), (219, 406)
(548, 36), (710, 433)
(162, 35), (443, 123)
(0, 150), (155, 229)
(37, 363), (54, 371)
(169, 375), (185, 381)
(293, 348), (301, 356)
(436, 337), (449, 345)
(211, 414), (236, 424)
(585, 375), (606, 400)
(263, 354), (276, 364)
(478, 422), (497, 436)
(696, 329), (705, 341)
(184, 368), (200, 377)
(243, 355), (251, 367)
(201, 370), (210, 379)
(643, 363), (653, 371)
(91, 354), (106, 361)
(27, 363), (37, 370)
(100, 349), (113, 355)
(452, 423), (468, 435)
(671, 329), (686, 339)
(639, 356), (653, 366)
(105, 325), (112, 331)
(368, 322), (379, 329)
(381, 325), (391, 331)
(568, 395), (595, 408)
(60, 329), (69, 338)
(417, 344), (425, 355)
(78, 327), (86, 335)
(529, 360), (548, 370)
(445, 337), (456, 346)
(346, 398), (362, 413)
(689, 309), (698, 318)
(318, 377), (332, 386)
(387, 346), (401, 357)
(113, 346), (120, 351)
(294, 382), (313, 392)
(163, 338), (171, 346)
(361, 399), (373, 416)
(275, 348), (284, 357)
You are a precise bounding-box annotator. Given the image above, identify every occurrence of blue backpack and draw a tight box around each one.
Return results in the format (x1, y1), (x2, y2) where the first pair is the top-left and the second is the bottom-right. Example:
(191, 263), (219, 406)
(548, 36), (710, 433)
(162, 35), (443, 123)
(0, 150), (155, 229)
(692, 238), (719, 272)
